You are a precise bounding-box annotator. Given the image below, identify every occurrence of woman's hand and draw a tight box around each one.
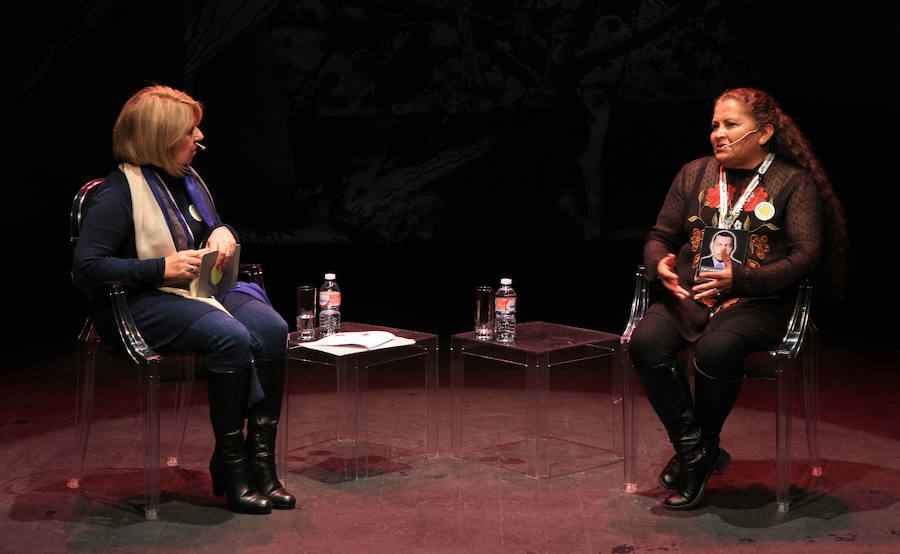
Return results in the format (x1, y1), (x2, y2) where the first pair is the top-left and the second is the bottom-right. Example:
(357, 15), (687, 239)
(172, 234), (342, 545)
(163, 249), (204, 285)
(205, 226), (237, 271)
(658, 254), (690, 300)
(693, 245), (734, 301)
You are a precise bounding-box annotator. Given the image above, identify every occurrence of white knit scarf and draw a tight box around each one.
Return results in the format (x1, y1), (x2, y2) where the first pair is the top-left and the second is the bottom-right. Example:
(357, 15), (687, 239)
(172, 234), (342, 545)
(121, 162), (229, 314)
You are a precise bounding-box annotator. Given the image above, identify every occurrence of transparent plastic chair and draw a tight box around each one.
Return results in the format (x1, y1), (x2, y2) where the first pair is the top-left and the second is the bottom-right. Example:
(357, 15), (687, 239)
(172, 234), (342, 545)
(622, 265), (820, 513)
(68, 178), (270, 520)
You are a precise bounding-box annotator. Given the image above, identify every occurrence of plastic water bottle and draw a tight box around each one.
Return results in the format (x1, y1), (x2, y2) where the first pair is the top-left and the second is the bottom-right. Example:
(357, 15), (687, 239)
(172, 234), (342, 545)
(318, 273), (341, 336)
(494, 278), (517, 342)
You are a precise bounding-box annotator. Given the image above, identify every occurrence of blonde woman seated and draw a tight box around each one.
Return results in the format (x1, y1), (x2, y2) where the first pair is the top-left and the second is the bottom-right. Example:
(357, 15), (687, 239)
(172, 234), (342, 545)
(73, 85), (295, 514)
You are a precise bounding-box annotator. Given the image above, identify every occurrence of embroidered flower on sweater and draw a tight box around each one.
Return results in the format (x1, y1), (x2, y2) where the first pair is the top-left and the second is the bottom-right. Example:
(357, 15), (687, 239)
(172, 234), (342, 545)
(704, 185), (769, 214)
(704, 185), (734, 209)
(750, 234), (770, 260)
(742, 188), (769, 213)
(690, 228), (704, 252)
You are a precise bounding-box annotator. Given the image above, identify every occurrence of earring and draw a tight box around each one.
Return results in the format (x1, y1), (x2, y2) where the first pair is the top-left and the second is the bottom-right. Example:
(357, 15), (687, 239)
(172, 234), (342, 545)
(759, 139), (765, 145)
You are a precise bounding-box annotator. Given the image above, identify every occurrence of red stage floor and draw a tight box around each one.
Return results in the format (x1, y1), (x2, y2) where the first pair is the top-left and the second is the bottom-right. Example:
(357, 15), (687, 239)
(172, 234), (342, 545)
(1, 333), (898, 553)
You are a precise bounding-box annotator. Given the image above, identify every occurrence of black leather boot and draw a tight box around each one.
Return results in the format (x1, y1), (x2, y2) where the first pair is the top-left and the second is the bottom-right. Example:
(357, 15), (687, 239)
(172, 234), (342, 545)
(657, 360), (740, 490)
(634, 363), (695, 443)
(663, 427), (729, 510)
(634, 362), (699, 489)
(246, 359), (296, 509)
(692, 362), (744, 448)
(658, 448), (731, 490)
(208, 370), (272, 514)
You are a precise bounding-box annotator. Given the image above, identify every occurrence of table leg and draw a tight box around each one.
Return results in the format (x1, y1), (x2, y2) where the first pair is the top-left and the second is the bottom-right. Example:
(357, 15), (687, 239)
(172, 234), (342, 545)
(425, 341), (439, 458)
(450, 342), (464, 459)
(525, 351), (550, 479)
(336, 355), (361, 480)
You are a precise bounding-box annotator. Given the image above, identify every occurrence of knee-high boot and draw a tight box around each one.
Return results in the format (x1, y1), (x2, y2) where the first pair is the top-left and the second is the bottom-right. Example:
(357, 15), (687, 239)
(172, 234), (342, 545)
(246, 358), (296, 509)
(662, 423), (729, 510)
(692, 361), (743, 455)
(635, 363), (695, 445)
(662, 361), (741, 509)
(656, 360), (734, 490)
(635, 363), (728, 508)
(208, 370), (272, 514)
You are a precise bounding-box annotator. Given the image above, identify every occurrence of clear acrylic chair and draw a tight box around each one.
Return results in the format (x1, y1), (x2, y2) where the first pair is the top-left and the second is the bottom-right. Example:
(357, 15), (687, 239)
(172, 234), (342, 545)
(622, 265), (820, 513)
(68, 178), (268, 520)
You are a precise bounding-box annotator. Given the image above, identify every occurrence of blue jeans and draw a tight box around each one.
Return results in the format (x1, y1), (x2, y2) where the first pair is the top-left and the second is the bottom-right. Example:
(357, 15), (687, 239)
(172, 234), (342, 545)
(165, 291), (288, 374)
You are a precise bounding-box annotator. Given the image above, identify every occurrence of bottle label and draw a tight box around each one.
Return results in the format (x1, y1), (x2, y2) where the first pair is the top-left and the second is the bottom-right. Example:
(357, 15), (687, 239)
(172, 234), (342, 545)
(319, 291), (341, 308)
(495, 297), (516, 313)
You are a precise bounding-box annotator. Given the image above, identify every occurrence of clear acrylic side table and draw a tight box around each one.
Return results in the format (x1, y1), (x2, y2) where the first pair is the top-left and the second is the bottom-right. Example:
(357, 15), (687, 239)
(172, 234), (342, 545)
(450, 321), (635, 490)
(286, 322), (438, 481)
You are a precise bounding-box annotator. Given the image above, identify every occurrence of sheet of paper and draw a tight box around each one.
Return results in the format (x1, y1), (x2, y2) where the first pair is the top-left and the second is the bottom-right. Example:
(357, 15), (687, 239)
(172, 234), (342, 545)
(295, 331), (416, 356)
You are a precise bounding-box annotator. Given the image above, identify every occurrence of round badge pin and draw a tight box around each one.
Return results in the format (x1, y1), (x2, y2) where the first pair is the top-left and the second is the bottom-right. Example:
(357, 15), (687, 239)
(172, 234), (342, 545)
(754, 201), (775, 221)
(189, 204), (203, 222)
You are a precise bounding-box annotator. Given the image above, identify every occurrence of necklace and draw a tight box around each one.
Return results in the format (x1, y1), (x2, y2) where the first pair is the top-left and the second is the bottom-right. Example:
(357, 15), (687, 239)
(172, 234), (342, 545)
(718, 153), (774, 229)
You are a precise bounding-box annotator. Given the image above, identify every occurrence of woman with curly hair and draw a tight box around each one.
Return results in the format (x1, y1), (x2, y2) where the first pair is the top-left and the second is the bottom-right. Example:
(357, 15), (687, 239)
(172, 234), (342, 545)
(629, 87), (848, 509)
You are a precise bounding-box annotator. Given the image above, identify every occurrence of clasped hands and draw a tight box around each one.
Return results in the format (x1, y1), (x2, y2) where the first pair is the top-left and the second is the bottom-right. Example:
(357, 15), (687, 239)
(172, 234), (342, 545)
(656, 246), (734, 302)
(163, 227), (237, 285)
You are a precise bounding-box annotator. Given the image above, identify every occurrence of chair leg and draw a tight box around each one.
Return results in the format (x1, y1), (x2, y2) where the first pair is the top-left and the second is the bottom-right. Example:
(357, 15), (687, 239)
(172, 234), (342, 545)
(138, 362), (162, 520)
(279, 369), (289, 487)
(803, 329), (822, 477)
(774, 356), (794, 513)
(68, 341), (96, 490)
(168, 357), (195, 468)
(619, 340), (638, 493)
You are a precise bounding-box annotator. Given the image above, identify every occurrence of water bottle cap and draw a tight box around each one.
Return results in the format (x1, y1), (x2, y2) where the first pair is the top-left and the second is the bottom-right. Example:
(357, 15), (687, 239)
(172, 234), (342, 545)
(500, 278), (512, 285)
(324, 273), (336, 280)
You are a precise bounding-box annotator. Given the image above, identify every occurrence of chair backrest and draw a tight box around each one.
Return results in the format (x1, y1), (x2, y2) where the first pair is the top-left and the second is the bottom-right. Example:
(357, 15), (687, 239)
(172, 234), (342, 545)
(621, 265), (649, 344)
(70, 178), (105, 249)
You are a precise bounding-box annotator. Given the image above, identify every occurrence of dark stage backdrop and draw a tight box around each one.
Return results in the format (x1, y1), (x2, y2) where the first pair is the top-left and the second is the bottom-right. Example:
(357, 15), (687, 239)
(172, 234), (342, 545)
(7, 1), (898, 361)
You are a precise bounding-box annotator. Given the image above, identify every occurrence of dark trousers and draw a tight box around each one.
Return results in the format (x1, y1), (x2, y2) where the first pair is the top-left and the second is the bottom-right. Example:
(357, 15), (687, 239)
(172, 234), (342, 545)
(630, 312), (756, 444)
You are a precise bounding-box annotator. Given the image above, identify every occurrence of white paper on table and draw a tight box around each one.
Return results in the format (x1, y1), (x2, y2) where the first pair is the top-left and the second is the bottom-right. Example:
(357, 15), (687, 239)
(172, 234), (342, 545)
(296, 330), (416, 356)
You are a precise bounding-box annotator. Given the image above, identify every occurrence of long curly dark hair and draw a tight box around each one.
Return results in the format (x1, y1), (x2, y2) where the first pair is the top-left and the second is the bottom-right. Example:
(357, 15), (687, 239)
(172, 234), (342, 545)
(715, 87), (849, 301)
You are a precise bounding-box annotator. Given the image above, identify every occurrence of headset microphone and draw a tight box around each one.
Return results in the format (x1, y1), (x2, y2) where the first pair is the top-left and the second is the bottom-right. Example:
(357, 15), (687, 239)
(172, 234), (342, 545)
(720, 127), (761, 148)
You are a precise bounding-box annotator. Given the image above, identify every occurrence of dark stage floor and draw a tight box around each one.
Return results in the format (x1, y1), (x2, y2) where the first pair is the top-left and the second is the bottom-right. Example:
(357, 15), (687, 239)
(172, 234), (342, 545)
(1, 331), (898, 553)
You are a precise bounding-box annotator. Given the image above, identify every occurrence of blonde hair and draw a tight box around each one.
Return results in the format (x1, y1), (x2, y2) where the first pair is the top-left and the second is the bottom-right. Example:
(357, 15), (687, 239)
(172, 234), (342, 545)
(112, 85), (203, 176)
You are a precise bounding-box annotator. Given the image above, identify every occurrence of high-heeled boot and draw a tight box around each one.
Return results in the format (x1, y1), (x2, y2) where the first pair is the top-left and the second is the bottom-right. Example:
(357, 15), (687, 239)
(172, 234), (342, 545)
(658, 446), (731, 490)
(663, 425), (729, 510)
(246, 358), (296, 509)
(208, 370), (272, 514)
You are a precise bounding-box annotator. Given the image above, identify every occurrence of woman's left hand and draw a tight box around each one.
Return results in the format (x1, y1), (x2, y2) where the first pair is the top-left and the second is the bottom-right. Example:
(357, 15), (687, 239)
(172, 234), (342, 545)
(693, 245), (734, 301)
(206, 226), (237, 271)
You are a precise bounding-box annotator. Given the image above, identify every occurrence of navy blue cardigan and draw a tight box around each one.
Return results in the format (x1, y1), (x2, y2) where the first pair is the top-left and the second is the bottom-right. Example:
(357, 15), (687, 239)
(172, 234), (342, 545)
(72, 167), (252, 350)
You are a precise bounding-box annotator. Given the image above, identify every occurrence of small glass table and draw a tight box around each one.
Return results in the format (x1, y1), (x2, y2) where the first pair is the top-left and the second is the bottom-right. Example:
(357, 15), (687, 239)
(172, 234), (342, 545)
(450, 321), (635, 489)
(285, 322), (438, 482)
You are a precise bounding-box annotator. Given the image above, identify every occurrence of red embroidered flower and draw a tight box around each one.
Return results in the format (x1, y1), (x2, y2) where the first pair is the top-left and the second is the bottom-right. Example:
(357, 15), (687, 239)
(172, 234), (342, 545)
(743, 187), (769, 213)
(705, 185), (735, 209)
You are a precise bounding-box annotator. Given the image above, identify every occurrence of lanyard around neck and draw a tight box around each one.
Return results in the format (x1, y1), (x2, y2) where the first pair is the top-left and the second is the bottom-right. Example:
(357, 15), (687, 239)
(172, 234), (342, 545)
(718, 153), (774, 229)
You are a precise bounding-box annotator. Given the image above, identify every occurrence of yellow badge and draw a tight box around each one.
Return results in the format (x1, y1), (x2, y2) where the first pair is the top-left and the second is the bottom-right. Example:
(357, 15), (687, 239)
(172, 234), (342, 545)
(754, 201), (775, 221)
